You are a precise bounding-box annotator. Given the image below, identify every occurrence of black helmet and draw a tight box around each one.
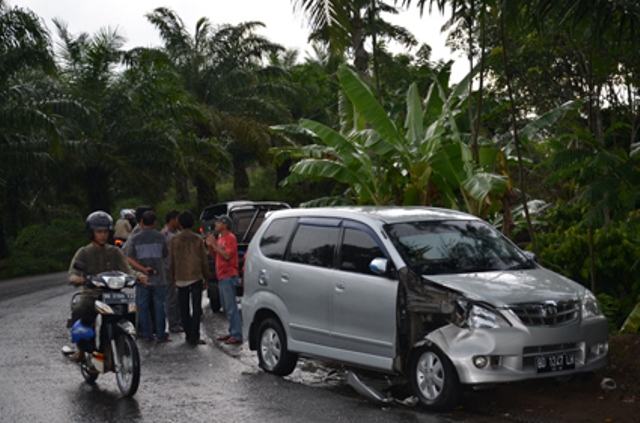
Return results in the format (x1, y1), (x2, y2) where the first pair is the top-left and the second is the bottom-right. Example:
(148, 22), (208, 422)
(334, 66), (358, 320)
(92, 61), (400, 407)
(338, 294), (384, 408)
(86, 211), (114, 240)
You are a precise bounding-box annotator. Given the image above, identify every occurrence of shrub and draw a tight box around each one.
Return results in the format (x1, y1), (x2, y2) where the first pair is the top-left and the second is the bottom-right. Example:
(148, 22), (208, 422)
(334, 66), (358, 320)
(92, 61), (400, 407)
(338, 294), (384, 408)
(0, 218), (86, 279)
(536, 218), (640, 330)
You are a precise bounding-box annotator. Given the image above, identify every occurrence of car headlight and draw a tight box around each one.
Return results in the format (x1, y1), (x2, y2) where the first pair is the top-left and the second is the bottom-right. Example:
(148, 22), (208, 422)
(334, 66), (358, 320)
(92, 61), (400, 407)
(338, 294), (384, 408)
(466, 304), (511, 329)
(581, 290), (602, 318)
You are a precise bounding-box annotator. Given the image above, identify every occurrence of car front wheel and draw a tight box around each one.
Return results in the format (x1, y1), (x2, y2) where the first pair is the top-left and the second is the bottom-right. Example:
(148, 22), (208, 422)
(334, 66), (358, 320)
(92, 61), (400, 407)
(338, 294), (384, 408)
(409, 344), (461, 412)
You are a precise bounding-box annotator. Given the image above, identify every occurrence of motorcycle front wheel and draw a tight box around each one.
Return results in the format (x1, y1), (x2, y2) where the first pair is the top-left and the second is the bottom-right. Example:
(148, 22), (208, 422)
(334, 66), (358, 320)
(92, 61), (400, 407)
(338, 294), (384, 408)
(115, 334), (140, 397)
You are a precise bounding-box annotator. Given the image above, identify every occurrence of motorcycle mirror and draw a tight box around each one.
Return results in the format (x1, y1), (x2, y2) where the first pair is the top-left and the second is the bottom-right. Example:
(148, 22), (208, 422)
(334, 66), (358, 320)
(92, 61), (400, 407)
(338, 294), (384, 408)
(73, 261), (86, 272)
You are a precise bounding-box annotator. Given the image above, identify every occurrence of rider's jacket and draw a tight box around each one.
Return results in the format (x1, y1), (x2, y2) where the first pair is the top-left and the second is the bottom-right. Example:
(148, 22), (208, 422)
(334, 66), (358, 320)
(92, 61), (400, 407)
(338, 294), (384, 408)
(68, 243), (139, 298)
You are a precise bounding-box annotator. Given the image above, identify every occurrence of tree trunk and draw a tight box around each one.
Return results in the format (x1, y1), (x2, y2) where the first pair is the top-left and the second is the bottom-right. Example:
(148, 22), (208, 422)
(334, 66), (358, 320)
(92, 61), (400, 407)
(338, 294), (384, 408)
(588, 226), (596, 293)
(276, 160), (292, 188)
(499, 10), (538, 257)
(472, 9), (487, 164)
(195, 175), (218, 212)
(0, 217), (8, 260)
(369, 0), (381, 103)
(352, 9), (368, 77)
(174, 175), (190, 204)
(85, 165), (111, 213)
(233, 162), (250, 199)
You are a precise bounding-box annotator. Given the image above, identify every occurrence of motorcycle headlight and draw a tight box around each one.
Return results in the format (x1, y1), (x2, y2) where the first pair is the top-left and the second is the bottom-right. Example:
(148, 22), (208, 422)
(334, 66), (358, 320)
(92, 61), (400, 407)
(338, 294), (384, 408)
(466, 304), (511, 329)
(104, 276), (126, 290)
(581, 290), (602, 318)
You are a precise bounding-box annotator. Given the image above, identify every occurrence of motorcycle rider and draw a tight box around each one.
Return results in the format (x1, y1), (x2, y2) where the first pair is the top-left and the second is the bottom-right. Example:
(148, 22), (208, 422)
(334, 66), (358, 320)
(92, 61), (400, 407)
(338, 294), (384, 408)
(114, 209), (134, 246)
(68, 210), (147, 362)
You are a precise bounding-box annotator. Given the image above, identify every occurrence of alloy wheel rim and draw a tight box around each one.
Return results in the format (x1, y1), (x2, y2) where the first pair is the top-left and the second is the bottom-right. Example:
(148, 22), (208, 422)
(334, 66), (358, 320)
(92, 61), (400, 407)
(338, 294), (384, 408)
(260, 328), (281, 369)
(416, 351), (445, 400)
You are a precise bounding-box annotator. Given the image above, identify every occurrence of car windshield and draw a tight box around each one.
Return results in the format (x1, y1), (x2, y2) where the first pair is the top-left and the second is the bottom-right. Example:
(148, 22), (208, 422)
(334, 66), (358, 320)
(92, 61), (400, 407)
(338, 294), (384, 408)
(385, 220), (534, 275)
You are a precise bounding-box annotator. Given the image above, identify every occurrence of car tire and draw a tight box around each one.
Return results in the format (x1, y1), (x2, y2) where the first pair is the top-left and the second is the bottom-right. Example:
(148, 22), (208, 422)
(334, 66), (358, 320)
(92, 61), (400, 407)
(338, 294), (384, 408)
(409, 344), (461, 412)
(257, 318), (298, 376)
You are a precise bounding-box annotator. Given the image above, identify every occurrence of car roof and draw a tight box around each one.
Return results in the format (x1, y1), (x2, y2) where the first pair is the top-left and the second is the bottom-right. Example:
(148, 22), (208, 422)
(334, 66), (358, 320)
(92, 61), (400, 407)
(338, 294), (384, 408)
(202, 201), (289, 211)
(266, 206), (480, 225)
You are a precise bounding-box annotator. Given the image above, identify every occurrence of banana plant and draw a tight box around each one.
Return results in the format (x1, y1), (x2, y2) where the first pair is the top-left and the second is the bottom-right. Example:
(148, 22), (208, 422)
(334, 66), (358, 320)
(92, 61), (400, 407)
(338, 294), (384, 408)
(273, 61), (578, 219)
(274, 66), (448, 205)
(620, 302), (640, 334)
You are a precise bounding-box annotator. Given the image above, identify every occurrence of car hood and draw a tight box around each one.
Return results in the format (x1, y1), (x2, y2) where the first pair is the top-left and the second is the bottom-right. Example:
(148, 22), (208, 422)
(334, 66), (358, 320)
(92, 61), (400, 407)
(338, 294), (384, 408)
(425, 268), (585, 307)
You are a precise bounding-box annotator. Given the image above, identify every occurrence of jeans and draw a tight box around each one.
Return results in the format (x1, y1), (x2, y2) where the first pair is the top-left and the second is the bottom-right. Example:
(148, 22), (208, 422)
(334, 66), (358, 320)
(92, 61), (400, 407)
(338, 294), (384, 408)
(218, 276), (242, 340)
(137, 284), (168, 340)
(178, 280), (203, 344)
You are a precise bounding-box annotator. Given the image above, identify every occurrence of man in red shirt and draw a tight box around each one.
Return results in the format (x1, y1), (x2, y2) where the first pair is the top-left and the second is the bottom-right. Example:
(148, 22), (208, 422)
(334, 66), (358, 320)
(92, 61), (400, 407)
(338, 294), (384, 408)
(206, 215), (242, 345)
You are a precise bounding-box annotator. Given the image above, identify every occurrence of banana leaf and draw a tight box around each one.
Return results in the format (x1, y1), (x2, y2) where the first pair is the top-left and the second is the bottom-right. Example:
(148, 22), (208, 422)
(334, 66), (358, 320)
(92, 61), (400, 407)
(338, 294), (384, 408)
(620, 302), (640, 334)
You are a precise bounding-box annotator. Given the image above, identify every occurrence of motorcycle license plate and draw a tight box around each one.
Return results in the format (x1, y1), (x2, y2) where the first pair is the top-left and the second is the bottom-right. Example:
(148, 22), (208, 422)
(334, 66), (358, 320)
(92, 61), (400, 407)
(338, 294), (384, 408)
(102, 292), (135, 305)
(535, 353), (575, 373)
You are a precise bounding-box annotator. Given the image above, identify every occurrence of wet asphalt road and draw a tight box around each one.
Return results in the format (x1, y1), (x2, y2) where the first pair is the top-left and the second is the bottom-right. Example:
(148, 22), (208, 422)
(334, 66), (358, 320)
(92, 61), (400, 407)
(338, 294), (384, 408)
(0, 273), (454, 423)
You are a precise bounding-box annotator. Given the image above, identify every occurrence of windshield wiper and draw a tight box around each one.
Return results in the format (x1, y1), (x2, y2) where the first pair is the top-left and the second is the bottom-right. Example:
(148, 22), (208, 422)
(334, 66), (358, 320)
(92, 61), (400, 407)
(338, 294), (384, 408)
(506, 262), (535, 271)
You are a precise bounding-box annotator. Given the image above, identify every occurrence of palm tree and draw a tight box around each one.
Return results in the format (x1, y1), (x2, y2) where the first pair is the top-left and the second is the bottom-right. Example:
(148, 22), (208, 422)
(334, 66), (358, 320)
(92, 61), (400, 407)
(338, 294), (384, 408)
(114, 47), (227, 206)
(0, 0), (80, 258)
(53, 20), (128, 212)
(147, 8), (296, 202)
(293, 0), (417, 98)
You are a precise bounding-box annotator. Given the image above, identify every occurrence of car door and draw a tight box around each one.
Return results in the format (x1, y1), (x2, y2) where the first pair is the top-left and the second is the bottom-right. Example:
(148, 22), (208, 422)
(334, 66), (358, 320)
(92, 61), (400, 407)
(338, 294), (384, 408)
(330, 221), (397, 360)
(277, 217), (341, 347)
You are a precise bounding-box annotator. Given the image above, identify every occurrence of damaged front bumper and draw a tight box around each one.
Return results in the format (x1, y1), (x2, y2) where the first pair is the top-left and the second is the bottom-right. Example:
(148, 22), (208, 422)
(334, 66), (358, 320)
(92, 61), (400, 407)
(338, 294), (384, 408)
(424, 316), (609, 385)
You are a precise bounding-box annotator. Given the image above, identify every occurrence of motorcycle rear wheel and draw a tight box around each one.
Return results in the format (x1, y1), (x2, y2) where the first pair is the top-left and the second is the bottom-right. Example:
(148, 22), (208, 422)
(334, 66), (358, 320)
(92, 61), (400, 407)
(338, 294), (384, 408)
(115, 334), (140, 397)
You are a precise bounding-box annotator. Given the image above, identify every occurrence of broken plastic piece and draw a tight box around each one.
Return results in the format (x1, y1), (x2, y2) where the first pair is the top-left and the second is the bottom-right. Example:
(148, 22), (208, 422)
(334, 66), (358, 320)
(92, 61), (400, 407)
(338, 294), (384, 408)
(346, 371), (394, 406)
(600, 377), (617, 391)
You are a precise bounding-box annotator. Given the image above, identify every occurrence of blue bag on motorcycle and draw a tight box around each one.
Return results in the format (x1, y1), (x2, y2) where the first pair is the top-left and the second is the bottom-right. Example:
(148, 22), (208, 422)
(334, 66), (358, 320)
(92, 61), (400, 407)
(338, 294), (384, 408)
(71, 319), (95, 351)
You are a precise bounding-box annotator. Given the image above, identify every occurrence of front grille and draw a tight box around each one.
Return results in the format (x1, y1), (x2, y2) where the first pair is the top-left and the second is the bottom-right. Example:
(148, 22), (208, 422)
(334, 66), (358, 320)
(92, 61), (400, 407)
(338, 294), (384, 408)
(523, 342), (578, 356)
(509, 300), (580, 326)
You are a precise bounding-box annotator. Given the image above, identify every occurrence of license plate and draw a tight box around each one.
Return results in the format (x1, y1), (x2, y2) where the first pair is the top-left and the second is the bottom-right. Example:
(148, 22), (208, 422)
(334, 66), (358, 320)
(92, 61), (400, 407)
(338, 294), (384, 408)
(535, 353), (576, 373)
(102, 292), (135, 305)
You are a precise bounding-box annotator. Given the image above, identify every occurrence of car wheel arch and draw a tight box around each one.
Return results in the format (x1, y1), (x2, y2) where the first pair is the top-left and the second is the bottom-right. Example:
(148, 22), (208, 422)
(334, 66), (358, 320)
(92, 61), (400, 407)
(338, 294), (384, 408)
(249, 308), (285, 350)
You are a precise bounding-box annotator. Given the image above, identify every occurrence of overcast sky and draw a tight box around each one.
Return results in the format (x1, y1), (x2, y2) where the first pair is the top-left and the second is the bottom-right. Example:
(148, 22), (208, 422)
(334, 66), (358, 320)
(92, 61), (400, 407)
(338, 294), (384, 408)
(13, 0), (464, 81)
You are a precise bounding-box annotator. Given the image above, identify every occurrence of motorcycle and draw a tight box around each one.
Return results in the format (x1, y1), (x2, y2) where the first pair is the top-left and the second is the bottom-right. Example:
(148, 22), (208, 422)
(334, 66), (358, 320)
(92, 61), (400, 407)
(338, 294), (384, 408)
(62, 261), (141, 397)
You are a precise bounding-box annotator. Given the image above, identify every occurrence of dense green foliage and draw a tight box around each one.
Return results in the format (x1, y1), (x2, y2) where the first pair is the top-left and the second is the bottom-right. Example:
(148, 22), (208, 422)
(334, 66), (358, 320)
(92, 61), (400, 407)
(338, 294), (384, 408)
(537, 216), (640, 330)
(0, 219), (85, 279)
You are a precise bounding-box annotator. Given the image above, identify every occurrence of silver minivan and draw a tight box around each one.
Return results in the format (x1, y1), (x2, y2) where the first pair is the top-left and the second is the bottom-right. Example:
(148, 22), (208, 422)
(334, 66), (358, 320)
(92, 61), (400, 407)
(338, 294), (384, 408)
(242, 207), (608, 411)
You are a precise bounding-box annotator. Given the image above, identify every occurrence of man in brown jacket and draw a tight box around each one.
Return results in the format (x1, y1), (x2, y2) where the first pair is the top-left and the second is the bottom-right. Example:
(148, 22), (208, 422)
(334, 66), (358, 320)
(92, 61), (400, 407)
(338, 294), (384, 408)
(169, 210), (210, 345)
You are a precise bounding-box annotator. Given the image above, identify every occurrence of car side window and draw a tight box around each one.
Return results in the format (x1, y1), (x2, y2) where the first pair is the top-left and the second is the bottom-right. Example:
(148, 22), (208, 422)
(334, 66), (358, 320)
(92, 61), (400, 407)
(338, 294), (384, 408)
(287, 224), (339, 268)
(259, 217), (297, 260)
(340, 228), (385, 275)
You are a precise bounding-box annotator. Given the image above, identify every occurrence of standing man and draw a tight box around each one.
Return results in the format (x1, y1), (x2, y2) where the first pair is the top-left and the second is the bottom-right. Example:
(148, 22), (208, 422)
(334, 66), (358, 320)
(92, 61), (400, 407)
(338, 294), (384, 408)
(206, 215), (242, 345)
(169, 210), (210, 346)
(162, 210), (183, 333)
(127, 210), (171, 343)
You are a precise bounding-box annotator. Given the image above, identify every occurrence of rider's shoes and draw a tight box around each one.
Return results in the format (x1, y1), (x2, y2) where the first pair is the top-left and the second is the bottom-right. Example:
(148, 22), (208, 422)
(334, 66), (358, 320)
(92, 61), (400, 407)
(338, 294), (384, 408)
(69, 351), (85, 363)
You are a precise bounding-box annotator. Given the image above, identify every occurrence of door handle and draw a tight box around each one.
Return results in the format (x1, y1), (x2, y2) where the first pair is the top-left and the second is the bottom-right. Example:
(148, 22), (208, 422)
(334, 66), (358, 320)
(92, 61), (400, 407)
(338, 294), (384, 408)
(281, 273), (290, 283)
(335, 281), (346, 291)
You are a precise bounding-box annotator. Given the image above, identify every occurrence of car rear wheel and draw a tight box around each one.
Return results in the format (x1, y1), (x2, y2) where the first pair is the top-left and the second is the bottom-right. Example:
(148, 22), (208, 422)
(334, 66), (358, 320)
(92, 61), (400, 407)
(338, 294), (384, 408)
(257, 318), (298, 376)
(409, 344), (461, 412)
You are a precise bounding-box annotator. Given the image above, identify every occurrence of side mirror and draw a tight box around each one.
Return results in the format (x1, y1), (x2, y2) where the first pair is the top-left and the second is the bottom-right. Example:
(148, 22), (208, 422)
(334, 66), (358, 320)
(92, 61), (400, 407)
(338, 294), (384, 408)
(73, 261), (86, 272)
(369, 257), (389, 276)
(523, 251), (538, 263)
